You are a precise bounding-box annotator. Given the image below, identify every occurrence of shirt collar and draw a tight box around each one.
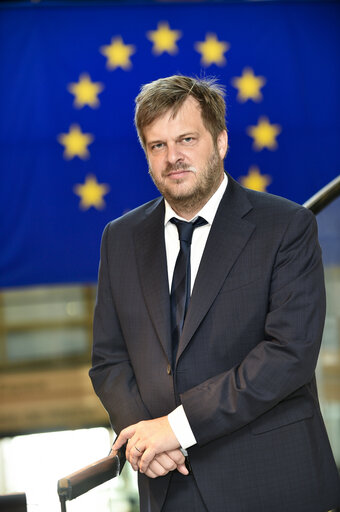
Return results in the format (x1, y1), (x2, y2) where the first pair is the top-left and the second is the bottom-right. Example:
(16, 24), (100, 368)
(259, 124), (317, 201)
(164, 173), (228, 225)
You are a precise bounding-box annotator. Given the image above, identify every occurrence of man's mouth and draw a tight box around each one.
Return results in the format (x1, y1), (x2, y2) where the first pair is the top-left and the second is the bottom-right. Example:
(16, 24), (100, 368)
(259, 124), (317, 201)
(165, 166), (196, 179)
(168, 169), (190, 177)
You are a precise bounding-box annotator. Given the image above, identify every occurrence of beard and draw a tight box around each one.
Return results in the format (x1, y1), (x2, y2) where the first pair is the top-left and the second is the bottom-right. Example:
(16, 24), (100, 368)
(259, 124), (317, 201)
(148, 147), (224, 215)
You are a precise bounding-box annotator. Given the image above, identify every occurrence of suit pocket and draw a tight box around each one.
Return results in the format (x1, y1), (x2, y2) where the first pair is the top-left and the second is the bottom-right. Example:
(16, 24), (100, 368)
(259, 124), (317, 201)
(251, 396), (314, 435)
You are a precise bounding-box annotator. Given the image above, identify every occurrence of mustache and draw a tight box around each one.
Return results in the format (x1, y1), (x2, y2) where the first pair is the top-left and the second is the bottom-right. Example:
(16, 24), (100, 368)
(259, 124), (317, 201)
(163, 162), (197, 175)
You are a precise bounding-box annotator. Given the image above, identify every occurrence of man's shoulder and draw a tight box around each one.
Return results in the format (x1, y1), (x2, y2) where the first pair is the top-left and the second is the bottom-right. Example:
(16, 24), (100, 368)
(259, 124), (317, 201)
(247, 191), (315, 239)
(236, 180), (312, 221)
(226, 174), (314, 226)
(104, 196), (163, 235)
(237, 180), (297, 209)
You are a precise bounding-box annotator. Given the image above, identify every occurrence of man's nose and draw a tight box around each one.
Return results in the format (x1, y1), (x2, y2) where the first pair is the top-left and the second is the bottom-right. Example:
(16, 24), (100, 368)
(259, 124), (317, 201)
(166, 143), (184, 165)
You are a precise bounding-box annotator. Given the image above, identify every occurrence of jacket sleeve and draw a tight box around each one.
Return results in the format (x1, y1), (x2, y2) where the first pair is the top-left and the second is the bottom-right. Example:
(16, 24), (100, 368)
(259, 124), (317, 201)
(89, 223), (152, 433)
(180, 207), (326, 445)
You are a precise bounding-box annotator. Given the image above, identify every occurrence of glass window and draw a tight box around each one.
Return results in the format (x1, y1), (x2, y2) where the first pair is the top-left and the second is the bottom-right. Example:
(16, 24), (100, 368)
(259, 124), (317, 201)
(0, 285), (96, 368)
(316, 196), (340, 467)
(0, 428), (138, 512)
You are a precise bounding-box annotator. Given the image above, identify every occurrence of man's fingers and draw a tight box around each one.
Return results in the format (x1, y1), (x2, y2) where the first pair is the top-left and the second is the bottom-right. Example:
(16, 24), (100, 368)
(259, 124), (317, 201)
(165, 449), (185, 465)
(144, 467), (158, 479)
(141, 452), (189, 477)
(126, 437), (145, 468)
(147, 459), (170, 477)
(139, 447), (156, 473)
(164, 450), (188, 475)
(154, 453), (177, 472)
(126, 436), (138, 461)
(112, 425), (137, 450)
(176, 462), (189, 476)
(133, 448), (189, 476)
(114, 416), (181, 474)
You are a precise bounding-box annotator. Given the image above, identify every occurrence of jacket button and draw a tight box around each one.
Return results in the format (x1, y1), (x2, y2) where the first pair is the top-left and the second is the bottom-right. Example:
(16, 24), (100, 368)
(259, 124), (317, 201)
(167, 364), (171, 375)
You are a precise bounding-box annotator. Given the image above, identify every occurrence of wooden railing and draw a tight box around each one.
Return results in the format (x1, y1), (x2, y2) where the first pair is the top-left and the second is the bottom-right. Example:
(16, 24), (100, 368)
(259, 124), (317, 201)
(57, 446), (125, 512)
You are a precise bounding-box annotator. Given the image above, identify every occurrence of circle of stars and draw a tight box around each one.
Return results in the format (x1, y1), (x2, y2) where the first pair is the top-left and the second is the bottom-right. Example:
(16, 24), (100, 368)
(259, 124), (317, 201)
(57, 20), (283, 208)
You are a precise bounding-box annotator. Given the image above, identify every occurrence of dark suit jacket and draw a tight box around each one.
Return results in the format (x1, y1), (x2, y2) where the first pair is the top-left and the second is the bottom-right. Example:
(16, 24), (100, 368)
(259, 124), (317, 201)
(90, 175), (340, 512)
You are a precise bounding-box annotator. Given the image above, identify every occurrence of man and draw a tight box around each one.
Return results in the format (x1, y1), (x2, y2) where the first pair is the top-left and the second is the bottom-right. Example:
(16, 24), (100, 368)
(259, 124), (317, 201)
(89, 75), (340, 511)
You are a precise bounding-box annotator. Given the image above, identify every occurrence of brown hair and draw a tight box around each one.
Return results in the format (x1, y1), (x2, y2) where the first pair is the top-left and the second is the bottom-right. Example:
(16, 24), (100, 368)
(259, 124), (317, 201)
(134, 75), (226, 150)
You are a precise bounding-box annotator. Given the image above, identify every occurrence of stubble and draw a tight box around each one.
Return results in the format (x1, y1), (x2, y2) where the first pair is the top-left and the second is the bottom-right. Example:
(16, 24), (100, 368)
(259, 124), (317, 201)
(148, 148), (224, 217)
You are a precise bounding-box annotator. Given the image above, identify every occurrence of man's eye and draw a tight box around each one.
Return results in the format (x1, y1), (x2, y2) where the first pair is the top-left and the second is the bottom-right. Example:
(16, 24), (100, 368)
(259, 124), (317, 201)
(182, 137), (194, 143)
(151, 143), (164, 151)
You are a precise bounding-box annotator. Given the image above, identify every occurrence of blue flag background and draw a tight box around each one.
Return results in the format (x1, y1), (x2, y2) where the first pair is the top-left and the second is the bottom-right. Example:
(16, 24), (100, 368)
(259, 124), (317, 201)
(0, 1), (339, 288)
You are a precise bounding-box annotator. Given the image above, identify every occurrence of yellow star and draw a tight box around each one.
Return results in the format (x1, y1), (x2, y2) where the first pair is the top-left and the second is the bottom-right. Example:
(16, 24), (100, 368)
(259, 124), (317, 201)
(100, 36), (136, 70)
(57, 124), (94, 160)
(74, 174), (110, 210)
(67, 73), (104, 109)
(195, 33), (230, 67)
(231, 67), (266, 103)
(147, 21), (182, 55)
(247, 116), (282, 151)
(239, 166), (272, 192)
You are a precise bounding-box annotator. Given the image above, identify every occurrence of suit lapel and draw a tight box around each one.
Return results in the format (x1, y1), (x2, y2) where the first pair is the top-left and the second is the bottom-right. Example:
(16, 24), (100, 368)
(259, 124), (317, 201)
(134, 198), (172, 363)
(176, 177), (255, 363)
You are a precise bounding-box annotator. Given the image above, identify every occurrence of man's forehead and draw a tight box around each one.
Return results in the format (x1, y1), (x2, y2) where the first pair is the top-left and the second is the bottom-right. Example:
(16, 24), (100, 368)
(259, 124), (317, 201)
(145, 96), (203, 134)
(167, 96), (201, 121)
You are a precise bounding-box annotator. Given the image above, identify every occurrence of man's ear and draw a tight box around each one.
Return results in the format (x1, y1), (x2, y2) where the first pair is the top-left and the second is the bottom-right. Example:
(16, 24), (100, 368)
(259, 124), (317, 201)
(217, 130), (228, 160)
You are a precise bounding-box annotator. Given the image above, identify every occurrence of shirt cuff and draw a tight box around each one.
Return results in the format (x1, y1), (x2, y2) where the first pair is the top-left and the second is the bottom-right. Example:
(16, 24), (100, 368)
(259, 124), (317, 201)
(168, 405), (197, 450)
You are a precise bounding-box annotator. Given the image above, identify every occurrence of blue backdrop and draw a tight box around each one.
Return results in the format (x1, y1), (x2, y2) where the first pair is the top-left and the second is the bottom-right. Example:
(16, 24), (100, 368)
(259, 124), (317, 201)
(0, 1), (339, 287)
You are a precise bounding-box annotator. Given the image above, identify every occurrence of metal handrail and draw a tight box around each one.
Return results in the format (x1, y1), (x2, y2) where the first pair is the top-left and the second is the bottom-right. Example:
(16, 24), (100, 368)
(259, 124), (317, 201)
(304, 175), (340, 214)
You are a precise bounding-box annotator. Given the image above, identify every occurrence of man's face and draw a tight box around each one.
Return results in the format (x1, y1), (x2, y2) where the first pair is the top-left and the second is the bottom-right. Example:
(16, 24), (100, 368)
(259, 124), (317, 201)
(144, 96), (228, 216)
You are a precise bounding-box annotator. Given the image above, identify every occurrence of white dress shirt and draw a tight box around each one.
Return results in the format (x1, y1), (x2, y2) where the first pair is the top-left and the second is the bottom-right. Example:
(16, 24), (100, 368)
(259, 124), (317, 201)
(166, 174), (228, 450)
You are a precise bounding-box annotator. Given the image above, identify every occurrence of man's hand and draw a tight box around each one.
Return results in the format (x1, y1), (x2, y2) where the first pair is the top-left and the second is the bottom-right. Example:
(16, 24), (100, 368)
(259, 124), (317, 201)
(112, 416), (187, 475)
(143, 449), (188, 478)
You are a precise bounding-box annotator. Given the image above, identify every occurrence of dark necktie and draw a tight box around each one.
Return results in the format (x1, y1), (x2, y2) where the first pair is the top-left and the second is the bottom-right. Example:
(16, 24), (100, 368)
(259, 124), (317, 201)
(170, 216), (207, 365)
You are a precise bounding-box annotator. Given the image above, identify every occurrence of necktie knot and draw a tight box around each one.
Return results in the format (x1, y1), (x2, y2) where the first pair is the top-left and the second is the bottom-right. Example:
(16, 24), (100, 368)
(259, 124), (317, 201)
(170, 216), (207, 245)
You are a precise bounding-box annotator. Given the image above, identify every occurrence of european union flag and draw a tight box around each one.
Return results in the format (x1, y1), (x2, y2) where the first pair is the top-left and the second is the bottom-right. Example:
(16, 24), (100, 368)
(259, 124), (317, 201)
(0, 1), (339, 287)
